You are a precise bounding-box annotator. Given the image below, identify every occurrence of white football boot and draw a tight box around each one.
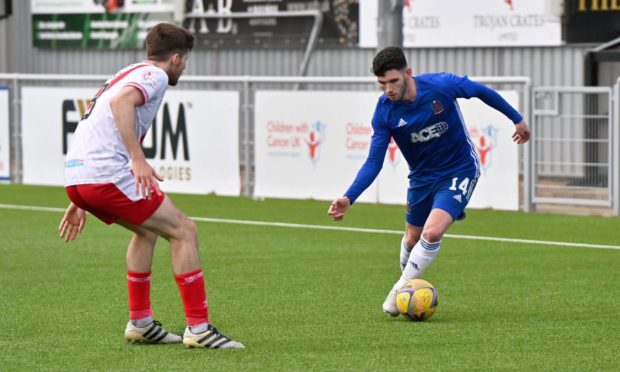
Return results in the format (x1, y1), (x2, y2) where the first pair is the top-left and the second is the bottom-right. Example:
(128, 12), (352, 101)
(382, 287), (400, 317)
(124, 320), (182, 344)
(183, 324), (245, 349)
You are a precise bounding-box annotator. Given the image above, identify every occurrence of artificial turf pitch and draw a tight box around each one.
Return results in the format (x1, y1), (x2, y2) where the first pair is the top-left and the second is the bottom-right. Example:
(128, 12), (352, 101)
(0, 185), (618, 370)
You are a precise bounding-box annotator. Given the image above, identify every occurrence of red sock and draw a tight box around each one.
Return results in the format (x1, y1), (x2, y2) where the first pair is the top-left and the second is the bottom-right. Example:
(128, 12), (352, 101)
(174, 269), (209, 326)
(127, 270), (153, 320)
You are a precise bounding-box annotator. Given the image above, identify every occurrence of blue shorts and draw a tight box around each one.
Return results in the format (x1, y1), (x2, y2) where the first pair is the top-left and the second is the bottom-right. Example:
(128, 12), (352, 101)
(405, 173), (478, 227)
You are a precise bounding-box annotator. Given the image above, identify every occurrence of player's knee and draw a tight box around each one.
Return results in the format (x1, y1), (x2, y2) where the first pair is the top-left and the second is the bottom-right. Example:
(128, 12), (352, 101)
(140, 230), (158, 245)
(181, 216), (198, 237)
(421, 228), (443, 243)
(404, 235), (419, 248)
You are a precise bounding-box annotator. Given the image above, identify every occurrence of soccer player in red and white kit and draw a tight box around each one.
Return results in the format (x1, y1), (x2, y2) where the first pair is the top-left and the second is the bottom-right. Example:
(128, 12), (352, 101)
(58, 23), (244, 349)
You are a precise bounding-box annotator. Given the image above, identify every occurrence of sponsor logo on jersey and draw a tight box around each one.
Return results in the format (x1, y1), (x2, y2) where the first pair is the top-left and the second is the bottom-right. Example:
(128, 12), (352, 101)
(397, 118), (407, 127)
(65, 159), (84, 168)
(410, 121), (448, 143)
(453, 194), (462, 203)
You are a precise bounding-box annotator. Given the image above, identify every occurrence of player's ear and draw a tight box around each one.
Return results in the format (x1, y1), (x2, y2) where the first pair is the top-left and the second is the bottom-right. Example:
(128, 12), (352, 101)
(405, 67), (413, 78)
(170, 52), (180, 65)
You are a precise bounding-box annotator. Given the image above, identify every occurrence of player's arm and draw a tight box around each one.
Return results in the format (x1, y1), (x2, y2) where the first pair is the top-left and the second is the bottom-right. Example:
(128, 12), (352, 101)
(59, 202), (86, 242)
(109, 86), (163, 199)
(328, 119), (390, 221)
(455, 75), (531, 144)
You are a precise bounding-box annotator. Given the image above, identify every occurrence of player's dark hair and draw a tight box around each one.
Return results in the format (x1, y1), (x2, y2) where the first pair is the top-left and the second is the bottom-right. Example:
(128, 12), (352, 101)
(371, 46), (408, 76)
(146, 23), (194, 61)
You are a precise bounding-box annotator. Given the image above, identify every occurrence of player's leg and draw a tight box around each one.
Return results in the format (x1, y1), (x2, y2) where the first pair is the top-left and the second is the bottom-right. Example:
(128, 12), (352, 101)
(383, 174), (477, 316)
(68, 183), (183, 344)
(397, 209), (453, 287)
(401, 174), (477, 279)
(400, 223), (422, 271)
(395, 175), (475, 285)
(116, 221), (182, 344)
(383, 183), (431, 316)
(383, 214), (449, 316)
(398, 183), (429, 271)
(72, 182), (241, 347)
(138, 196), (244, 349)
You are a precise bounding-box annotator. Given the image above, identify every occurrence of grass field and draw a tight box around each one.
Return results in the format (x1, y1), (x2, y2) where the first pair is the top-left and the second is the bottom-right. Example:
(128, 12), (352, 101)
(1, 184), (619, 371)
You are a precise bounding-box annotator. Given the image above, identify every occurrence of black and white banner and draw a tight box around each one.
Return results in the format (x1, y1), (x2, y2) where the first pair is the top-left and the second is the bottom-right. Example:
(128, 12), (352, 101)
(20, 87), (240, 195)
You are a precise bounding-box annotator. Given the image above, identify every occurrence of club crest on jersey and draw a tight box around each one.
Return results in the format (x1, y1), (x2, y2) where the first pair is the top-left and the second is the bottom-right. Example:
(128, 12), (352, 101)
(431, 100), (445, 115)
(142, 71), (157, 88)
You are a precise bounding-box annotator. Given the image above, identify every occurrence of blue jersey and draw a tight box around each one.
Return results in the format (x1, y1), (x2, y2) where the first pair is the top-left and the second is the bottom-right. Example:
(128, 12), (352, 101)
(344, 73), (523, 203)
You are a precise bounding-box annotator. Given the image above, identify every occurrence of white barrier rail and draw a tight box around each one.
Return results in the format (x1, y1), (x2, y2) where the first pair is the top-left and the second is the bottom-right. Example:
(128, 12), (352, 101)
(0, 73), (541, 212)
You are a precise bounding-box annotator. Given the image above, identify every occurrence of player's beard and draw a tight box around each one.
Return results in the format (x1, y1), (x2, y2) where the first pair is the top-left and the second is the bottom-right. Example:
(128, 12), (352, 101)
(396, 73), (408, 101)
(168, 72), (179, 86)
(387, 74), (408, 101)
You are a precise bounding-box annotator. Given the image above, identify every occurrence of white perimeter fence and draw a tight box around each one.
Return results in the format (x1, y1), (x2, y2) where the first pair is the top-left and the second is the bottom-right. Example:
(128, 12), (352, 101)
(0, 74), (618, 215)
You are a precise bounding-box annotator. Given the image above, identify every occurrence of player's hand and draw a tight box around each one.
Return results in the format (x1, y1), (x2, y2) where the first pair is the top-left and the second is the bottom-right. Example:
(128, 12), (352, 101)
(512, 121), (531, 144)
(328, 196), (351, 221)
(59, 203), (86, 242)
(131, 158), (163, 200)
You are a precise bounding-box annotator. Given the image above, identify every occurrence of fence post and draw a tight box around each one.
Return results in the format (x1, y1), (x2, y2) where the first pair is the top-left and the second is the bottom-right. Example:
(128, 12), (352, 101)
(523, 79), (532, 212)
(242, 78), (252, 197)
(11, 74), (22, 183)
(613, 78), (620, 216)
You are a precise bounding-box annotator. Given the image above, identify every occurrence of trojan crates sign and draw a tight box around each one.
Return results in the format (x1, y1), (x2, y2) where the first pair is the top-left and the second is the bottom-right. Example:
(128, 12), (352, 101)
(254, 90), (520, 211)
(360, 0), (561, 47)
(21, 87), (240, 195)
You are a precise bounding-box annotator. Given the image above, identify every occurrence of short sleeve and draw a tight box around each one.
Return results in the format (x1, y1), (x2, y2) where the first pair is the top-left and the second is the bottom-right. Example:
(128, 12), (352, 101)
(124, 66), (168, 105)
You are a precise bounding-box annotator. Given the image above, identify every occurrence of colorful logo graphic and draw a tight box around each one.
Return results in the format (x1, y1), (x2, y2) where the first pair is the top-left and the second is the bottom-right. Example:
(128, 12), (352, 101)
(305, 121), (326, 165)
(431, 99), (445, 115)
(142, 71), (157, 88)
(469, 124), (499, 172)
(504, 0), (513, 10)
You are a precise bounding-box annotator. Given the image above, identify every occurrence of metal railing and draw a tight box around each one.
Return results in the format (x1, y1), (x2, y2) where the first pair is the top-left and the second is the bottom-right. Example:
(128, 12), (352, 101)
(10, 73), (620, 215)
(532, 86), (614, 210)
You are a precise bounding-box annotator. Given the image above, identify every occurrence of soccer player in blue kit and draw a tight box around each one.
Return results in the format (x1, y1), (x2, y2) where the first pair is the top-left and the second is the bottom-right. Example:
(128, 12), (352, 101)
(327, 46), (531, 316)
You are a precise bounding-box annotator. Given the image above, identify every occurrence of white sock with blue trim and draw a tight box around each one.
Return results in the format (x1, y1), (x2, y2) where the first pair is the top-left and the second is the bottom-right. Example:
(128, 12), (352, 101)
(399, 236), (412, 272)
(392, 237), (441, 290)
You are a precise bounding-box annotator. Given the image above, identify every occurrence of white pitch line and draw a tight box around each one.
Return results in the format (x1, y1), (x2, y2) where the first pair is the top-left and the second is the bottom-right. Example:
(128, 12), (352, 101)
(190, 217), (620, 250)
(1, 203), (619, 251)
(0, 204), (66, 213)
